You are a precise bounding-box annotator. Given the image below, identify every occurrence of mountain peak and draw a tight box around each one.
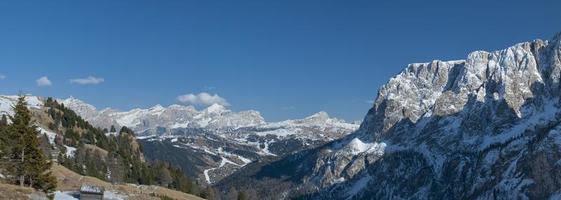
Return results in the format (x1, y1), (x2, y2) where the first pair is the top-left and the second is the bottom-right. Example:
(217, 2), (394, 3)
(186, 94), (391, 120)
(365, 36), (559, 134)
(204, 103), (227, 114)
(306, 111), (329, 120)
(150, 104), (165, 110)
(63, 96), (85, 104)
(62, 96), (97, 111)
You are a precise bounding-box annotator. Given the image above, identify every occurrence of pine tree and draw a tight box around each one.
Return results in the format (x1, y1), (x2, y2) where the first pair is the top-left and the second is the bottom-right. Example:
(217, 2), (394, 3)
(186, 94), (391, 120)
(119, 126), (134, 136)
(237, 191), (248, 200)
(110, 125), (116, 133)
(0, 114), (7, 127)
(202, 187), (220, 200)
(6, 96), (57, 192)
(157, 165), (172, 187)
(107, 153), (125, 184)
(0, 116), (9, 169)
(227, 187), (239, 200)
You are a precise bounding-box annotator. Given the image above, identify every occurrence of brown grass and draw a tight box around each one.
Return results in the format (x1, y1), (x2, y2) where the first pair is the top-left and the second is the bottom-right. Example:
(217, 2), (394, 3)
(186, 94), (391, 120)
(52, 164), (205, 200)
(0, 183), (37, 200)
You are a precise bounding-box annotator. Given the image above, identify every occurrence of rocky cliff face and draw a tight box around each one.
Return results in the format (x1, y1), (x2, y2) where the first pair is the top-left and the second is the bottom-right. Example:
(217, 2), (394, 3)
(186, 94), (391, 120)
(217, 32), (561, 199)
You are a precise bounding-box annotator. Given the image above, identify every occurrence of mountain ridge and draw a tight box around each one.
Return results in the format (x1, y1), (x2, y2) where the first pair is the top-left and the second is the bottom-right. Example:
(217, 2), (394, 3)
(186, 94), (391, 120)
(215, 32), (561, 199)
(60, 96), (356, 136)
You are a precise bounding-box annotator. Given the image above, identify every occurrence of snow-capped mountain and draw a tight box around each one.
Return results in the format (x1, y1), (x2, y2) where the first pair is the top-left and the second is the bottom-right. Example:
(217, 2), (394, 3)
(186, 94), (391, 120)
(61, 97), (358, 143)
(62, 97), (266, 135)
(61, 97), (359, 184)
(216, 32), (561, 199)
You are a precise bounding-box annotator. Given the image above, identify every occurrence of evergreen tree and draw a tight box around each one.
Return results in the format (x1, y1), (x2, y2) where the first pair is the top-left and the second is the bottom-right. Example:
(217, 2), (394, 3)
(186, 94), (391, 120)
(157, 165), (172, 187)
(0, 116), (9, 169)
(110, 125), (116, 133)
(237, 191), (248, 200)
(107, 153), (125, 183)
(201, 187), (220, 200)
(119, 126), (134, 136)
(227, 187), (239, 200)
(5, 96), (57, 192)
(0, 114), (7, 127)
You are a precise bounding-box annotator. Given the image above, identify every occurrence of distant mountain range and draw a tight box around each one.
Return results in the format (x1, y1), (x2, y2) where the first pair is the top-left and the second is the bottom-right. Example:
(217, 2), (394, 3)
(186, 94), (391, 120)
(61, 97), (266, 135)
(1, 95), (359, 185)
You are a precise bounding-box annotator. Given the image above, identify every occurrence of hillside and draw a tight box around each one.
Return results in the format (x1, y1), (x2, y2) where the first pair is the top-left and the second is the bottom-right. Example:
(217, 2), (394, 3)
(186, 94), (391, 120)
(0, 164), (204, 200)
(52, 163), (204, 200)
(0, 96), (206, 199)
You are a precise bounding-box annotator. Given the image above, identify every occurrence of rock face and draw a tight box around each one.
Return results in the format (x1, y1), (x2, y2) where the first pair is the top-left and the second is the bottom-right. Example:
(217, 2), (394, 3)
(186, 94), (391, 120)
(217, 32), (561, 199)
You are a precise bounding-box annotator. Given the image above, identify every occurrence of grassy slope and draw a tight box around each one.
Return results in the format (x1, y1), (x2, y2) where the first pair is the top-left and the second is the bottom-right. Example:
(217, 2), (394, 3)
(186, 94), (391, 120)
(52, 162), (205, 200)
(0, 183), (37, 200)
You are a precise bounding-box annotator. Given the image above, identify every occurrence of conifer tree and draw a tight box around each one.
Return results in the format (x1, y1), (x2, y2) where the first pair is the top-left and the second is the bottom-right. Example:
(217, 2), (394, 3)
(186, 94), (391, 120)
(0, 114), (7, 127)
(0, 115), (8, 169)
(157, 165), (172, 187)
(237, 191), (248, 200)
(6, 96), (57, 192)
(202, 187), (220, 200)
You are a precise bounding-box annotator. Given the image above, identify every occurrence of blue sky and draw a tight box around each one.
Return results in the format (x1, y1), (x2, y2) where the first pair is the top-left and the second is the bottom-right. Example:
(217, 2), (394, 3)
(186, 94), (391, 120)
(0, 0), (560, 121)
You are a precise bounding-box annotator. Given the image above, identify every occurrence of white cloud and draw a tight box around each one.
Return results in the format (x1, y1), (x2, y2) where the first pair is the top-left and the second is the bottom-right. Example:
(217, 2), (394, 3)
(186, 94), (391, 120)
(0, 75), (5, 80)
(36, 76), (52, 87)
(70, 76), (104, 85)
(176, 92), (230, 107)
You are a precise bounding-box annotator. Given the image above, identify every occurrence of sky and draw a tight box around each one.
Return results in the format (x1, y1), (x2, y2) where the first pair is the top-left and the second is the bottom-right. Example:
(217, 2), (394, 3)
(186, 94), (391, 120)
(0, 0), (560, 122)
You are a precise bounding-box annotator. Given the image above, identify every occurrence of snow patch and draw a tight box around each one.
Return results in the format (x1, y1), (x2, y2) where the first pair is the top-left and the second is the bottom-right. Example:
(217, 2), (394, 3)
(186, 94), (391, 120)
(64, 145), (76, 157)
(37, 127), (57, 145)
(54, 191), (79, 200)
(343, 138), (386, 156)
(255, 128), (296, 137)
